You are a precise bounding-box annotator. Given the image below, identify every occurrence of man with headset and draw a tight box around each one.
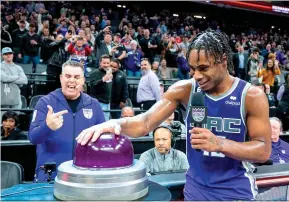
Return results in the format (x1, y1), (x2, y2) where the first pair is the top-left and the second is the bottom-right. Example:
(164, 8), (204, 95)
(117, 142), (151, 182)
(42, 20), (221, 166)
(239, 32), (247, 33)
(139, 125), (189, 173)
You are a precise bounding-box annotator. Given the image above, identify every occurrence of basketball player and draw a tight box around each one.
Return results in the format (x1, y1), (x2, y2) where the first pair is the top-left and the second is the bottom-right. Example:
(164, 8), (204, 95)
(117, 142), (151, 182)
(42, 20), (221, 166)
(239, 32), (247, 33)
(77, 30), (271, 200)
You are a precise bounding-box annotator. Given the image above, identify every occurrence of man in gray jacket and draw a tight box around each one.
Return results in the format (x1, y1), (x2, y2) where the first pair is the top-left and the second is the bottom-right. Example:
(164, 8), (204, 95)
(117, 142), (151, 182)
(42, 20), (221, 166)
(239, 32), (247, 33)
(140, 125), (189, 173)
(1, 47), (28, 109)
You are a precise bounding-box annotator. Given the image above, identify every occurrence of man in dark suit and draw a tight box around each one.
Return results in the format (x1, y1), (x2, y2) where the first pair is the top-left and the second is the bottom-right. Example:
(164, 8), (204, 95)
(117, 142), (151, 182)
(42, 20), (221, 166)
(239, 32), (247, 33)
(95, 26), (112, 68)
(233, 46), (249, 80)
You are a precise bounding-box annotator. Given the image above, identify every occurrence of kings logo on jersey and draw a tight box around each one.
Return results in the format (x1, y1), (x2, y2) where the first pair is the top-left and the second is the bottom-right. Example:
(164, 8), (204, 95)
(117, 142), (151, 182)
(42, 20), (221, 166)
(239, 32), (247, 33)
(191, 107), (206, 122)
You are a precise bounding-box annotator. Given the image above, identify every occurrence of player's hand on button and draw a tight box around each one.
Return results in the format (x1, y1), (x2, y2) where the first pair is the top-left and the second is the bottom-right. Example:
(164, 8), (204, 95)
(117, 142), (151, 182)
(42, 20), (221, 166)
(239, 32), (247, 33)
(76, 120), (122, 146)
(189, 127), (223, 152)
(46, 105), (68, 131)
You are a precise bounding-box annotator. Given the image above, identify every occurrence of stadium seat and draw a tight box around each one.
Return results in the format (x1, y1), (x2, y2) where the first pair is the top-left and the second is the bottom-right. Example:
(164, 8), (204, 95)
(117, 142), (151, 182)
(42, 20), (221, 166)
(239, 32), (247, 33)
(29, 95), (44, 109)
(21, 95), (27, 109)
(1, 161), (24, 189)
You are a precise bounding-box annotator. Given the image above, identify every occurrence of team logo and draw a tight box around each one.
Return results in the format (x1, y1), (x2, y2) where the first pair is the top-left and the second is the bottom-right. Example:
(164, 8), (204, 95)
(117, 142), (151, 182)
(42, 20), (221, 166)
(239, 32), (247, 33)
(230, 96), (237, 100)
(191, 107), (206, 122)
(83, 108), (93, 119)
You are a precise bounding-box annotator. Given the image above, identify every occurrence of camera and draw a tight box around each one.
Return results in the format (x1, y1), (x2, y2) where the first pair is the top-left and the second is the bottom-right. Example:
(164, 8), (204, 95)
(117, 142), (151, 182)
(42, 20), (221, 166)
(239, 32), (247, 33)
(170, 121), (182, 137)
(44, 162), (56, 182)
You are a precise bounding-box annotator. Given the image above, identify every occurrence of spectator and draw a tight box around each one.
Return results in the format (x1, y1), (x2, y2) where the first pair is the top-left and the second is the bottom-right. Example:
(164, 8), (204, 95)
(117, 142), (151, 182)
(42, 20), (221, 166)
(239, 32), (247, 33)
(139, 29), (158, 64)
(124, 40), (142, 77)
(89, 55), (112, 120)
(56, 18), (68, 37)
(233, 45), (249, 80)
(252, 80), (276, 107)
(275, 45), (286, 67)
(110, 59), (129, 119)
(111, 33), (126, 68)
(95, 26), (112, 67)
(158, 58), (170, 79)
(1, 111), (27, 140)
(1, 47), (27, 109)
(18, 23), (41, 73)
(11, 20), (28, 62)
(67, 36), (92, 76)
(25, 2), (35, 13)
(121, 106), (135, 118)
(277, 73), (289, 126)
(269, 117), (289, 164)
(140, 125), (189, 173)
(151, 61), (159, 75)
(34, 1), (45, 14)
(28, 60), (105, 182)
(1, 23), (12, 49)
(137, 59), (161, 110)
(177, 49), (190, 80)
(257, 58), (281, 87)
(46, 34), (68, 91)
(247, 48), (261, 82)
(262, 44), (272, 65)
(39, 27), (54, 63)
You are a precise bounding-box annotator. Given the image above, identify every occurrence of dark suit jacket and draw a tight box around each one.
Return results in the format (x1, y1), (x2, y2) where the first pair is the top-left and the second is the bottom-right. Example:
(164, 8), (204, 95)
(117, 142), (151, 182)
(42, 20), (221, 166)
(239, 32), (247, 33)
(95, 30), (111, 67)
(233, 51), (249, 74)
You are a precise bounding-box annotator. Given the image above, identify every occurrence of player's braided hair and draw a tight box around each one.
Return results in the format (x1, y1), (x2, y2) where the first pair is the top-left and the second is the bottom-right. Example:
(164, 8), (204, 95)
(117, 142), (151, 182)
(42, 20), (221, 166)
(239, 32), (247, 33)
(186, 29), (234, 74)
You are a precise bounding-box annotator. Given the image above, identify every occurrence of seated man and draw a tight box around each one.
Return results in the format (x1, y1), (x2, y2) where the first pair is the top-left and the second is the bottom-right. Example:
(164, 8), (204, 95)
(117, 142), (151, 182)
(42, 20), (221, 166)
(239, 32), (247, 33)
(252, 80), (276, 107)
(1, 111), (27, 140)
(140, 125), (189, 173)
(269, 117), (289, 164)
(120, 106), (134, 118)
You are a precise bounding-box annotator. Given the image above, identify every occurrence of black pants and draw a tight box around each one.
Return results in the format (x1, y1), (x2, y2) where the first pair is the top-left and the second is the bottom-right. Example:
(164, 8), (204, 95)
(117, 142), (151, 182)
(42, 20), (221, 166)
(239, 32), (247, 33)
(110, 103), (121, 119)
(141, 100), (156, 110)
(46, 64), (61, 92)
(237, 68), (246, 80)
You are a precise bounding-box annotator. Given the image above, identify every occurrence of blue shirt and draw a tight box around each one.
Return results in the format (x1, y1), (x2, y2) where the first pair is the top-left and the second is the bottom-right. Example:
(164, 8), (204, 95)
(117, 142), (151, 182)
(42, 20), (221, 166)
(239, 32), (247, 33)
(184, 78), (258, 200)
(137, 70), (161, 103)
(238, 53), (245, 69)
(28, 89), (105, 181)
(270, 139), (289, 164)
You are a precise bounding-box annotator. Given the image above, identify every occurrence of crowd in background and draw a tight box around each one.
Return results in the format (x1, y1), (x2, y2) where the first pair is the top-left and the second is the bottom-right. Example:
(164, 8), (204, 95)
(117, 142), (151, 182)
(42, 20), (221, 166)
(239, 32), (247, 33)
(1, 1), (289, 138)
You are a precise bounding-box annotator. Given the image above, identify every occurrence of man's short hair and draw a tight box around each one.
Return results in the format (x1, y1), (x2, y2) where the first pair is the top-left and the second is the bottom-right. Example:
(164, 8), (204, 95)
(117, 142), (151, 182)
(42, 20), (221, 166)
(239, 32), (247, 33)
(2, 111), (19, 126)
(269, 117), (283, 132)
(62, 60), (84, 75)
(100, 54), (110, 62)
(121, 106), (135, 117)
(110, 58), (120, 66)
(152, 125), (173, 139)
(252, 47), (260, 54)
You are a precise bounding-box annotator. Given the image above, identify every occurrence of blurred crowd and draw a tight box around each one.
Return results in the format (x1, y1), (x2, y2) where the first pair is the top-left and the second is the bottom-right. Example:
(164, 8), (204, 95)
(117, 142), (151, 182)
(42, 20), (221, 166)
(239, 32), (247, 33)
(1, 1), (289, 135)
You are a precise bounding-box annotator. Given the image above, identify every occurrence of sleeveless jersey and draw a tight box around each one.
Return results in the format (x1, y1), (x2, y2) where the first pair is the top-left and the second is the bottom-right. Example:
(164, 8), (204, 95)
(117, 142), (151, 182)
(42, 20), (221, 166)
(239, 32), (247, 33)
(184, 77), (258, 200)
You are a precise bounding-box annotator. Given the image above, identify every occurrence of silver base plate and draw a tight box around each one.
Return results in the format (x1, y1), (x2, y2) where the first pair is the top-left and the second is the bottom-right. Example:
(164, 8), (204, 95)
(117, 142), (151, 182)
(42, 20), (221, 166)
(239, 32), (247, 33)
(54, 160), (148, 201)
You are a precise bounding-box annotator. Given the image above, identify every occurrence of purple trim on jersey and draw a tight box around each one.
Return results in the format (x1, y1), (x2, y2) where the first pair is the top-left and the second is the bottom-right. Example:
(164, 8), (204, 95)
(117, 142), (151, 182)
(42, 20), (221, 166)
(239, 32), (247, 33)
(184, 78), (257, 200)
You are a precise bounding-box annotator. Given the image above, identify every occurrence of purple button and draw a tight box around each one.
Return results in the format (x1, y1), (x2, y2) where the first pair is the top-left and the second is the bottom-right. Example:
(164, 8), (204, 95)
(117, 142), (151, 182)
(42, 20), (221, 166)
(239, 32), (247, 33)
(73, 133), (134, 168)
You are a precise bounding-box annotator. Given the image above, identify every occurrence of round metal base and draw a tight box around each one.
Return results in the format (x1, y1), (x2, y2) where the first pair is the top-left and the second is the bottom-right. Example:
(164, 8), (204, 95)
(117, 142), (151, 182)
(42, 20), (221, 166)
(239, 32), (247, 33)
(54, 160), (148, 201)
